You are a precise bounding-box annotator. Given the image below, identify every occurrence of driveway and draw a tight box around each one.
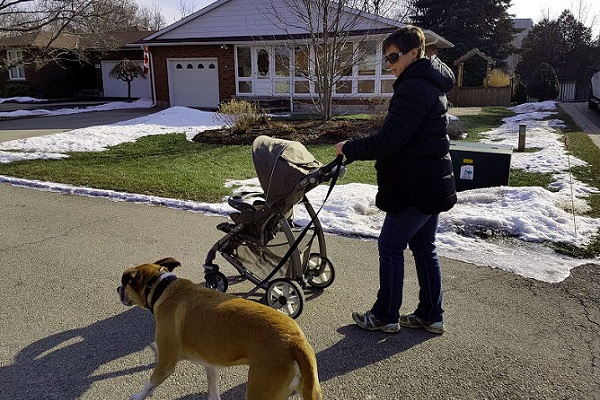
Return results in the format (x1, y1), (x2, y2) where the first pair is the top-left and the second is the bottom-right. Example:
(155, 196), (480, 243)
(0, 104), (163, 142)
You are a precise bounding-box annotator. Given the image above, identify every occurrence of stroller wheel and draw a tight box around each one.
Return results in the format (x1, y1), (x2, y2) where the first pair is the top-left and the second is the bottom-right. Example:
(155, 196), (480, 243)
(306, 254), (336, 289)
(265, 278), (305, 319)
(205, 271), (228, 293)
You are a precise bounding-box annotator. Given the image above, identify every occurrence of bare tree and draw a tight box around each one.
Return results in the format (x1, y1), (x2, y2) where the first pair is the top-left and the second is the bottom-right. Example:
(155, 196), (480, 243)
(363, 0), (412, 22)
(0, 0), (158, 70)
(137, 1), (166, 31)
(178, 0), (197, 20)
(264, 0), (386, 120)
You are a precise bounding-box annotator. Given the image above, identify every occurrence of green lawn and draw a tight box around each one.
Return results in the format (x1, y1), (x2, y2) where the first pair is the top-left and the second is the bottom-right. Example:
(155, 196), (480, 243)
(0, 106), (599, 257)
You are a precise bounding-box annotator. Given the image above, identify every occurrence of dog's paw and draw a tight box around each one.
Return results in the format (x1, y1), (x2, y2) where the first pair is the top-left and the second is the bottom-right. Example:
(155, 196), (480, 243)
(130, 380), (155, 400)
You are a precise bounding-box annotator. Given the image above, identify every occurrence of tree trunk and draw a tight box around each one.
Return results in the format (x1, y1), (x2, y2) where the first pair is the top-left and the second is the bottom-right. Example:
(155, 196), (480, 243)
(127, 79), (132, 102)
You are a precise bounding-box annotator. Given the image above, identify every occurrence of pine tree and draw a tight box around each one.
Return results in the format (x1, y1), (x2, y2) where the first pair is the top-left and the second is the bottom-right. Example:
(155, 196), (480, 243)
(526, 62), (559, 101)
(516, 10), (600, 85)
(410, 0), (516, 86)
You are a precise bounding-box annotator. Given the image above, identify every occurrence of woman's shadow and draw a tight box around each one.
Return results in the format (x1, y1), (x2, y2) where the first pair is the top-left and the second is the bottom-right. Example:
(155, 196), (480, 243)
(0, 304), (436, 400)
(0, 307), (155, 400)
(203, 323), (436, 400)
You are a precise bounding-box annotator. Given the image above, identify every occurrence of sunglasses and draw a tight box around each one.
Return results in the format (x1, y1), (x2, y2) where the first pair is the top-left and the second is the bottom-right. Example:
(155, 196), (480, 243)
(384, 52), (403, 64)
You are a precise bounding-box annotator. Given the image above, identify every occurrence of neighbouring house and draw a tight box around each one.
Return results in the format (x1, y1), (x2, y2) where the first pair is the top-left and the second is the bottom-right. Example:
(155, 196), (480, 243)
(0, 31), (93, 98)
(0, 27), (155, 99)
(506, 18), (533, 75)
(132, 0), (453, 113)
(94, 29), (156, 99)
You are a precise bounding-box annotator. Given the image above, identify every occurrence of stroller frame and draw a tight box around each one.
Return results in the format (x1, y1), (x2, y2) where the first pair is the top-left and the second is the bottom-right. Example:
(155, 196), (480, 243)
(203, 192), (334, 317)
(203, 136), (343, 318)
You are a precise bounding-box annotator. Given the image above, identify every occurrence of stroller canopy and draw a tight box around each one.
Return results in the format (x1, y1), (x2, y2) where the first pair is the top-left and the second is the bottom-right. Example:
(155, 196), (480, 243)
(252, 135), (322, 206)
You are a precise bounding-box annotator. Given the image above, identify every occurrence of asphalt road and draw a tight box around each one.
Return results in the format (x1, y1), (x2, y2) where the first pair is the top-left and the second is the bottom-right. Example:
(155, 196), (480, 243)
(0, 182), (598, 399)
(0, 102), (599, 399)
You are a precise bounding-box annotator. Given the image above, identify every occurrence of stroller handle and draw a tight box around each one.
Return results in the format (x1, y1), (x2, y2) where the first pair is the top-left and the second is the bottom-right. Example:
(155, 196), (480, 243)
(316, 154), (346, 182)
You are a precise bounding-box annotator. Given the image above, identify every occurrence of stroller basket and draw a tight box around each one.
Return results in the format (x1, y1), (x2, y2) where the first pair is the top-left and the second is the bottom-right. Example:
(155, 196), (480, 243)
(203, 135), (344, 318)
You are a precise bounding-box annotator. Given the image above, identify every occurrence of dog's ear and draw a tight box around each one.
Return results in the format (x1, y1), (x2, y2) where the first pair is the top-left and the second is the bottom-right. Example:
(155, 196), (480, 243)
(121, 270), (140, 288)
(154, 257), (181, 272)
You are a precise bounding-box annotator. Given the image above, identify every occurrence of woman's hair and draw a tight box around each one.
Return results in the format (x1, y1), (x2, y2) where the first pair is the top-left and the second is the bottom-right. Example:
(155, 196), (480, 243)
(383, 25), (425, 58)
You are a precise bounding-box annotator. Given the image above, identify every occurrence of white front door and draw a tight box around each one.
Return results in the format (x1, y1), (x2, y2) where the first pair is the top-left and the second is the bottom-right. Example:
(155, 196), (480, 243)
(254, 47), (273, 96)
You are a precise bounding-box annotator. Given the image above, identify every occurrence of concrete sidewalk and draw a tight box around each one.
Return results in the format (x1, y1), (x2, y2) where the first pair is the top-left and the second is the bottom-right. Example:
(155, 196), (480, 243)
(559, 101), (600, 149)
(0, 183), (598, 399)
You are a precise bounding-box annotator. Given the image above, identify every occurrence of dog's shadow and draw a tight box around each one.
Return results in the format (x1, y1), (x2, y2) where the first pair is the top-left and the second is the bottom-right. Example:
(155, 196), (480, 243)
(0, 307), (155, 400)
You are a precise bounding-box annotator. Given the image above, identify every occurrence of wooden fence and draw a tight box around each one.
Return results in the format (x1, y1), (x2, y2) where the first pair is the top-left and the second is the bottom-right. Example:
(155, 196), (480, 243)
(447, 86), (512, 107)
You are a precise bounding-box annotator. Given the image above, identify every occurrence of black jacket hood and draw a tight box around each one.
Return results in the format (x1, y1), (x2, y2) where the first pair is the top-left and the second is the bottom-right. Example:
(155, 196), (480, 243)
(396, 55), (456, 93)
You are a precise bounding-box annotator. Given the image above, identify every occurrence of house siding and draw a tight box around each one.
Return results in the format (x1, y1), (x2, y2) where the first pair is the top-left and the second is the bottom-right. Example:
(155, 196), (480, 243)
(150, 45), (235, 105)
(151, 0), (397, 41)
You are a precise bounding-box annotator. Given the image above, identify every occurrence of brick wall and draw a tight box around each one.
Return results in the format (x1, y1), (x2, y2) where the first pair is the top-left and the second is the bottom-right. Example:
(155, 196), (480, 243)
(149, 45), (235, 106)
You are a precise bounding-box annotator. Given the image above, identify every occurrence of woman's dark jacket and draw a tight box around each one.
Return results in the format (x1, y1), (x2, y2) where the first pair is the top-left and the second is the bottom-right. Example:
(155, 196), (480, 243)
(342, 56), (457, 215)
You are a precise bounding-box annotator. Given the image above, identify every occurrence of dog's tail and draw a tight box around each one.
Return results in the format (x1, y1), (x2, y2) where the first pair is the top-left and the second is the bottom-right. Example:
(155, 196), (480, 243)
(292, 341), (322, 400)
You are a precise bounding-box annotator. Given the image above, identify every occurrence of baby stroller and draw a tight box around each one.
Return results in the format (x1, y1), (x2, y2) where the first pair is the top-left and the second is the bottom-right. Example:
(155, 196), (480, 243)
(203, 135), (345, 318)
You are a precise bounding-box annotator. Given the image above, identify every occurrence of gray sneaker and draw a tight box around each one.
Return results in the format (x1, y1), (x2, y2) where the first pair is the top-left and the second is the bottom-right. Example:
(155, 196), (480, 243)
(352, 311), (400, 333)
(399, 313), (445, 334)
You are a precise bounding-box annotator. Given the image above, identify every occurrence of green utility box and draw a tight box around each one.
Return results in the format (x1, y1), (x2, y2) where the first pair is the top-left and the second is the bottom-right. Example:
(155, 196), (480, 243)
(449, 141), (513, 192)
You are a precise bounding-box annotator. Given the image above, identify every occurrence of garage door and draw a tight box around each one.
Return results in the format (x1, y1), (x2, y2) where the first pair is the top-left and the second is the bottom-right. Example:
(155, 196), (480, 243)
(168, 58), (220, 108)
(101, 60), (152, 99)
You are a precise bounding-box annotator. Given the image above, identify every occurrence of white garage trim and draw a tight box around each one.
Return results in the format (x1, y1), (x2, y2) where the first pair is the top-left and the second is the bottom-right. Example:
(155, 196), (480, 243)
(101, 60), (152, 99)
(167, 58), (220, 108)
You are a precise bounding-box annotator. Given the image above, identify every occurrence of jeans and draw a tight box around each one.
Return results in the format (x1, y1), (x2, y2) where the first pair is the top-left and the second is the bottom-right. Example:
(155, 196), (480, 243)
(371, 207), (444, 324)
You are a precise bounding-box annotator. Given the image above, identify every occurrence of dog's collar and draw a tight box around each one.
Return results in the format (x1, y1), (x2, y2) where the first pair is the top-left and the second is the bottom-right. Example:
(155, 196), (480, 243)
(145, 273), (177, 314)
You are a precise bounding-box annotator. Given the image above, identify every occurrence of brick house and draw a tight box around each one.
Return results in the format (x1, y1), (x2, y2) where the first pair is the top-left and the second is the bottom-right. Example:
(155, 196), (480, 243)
(0, 28), (155, 99)
(133, 0), (453, 112)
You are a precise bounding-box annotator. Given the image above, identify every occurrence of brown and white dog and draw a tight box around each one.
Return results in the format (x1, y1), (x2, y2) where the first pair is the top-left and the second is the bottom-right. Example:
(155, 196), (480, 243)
(117, 258), (321, 400)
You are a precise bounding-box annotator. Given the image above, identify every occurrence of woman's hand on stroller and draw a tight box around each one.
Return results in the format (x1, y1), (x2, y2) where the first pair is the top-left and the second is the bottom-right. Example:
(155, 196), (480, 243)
(335, 141), (347, 156)
(319, 154), (346, 181)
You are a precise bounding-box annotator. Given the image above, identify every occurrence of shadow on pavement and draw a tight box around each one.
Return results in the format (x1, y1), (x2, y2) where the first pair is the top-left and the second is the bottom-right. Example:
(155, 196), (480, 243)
(211, 324), (435, 400)
(316, 324), (436, 382)
(0, 308), (155, 399)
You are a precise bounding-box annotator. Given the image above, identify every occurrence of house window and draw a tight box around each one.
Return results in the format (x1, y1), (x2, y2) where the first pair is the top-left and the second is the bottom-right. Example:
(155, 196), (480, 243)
(294, 45), (310, 77)
(237, 46), (252, 77)
(337, 43), (354, 77)
(7, 50), (25, 80)
(358, 80), (375, 93)
(198, 64), (205, 69)
(236, 46), (252, 95)
(294, 80), (310, 94)
(381, 79), (394, 93)
(238, 81), (252, 93)
(274, 47), (291, 94)
(275, 47), (290, 78)
(294, 45), (310, 94)
(335, 80), (352, 94)
(357, 41), (376, 76)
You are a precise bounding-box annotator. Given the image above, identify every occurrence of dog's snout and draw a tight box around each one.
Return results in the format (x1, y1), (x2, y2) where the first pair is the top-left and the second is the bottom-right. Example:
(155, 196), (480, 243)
(117, 285), (132, 306)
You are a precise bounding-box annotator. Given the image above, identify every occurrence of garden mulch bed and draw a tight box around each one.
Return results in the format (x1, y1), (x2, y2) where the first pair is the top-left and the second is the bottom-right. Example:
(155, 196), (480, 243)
(191, 118), (380, 145)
